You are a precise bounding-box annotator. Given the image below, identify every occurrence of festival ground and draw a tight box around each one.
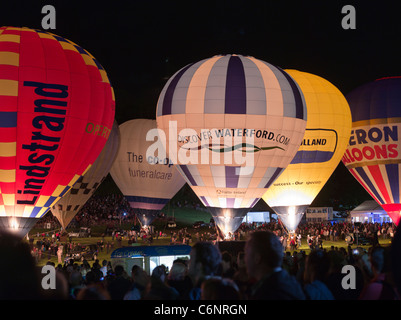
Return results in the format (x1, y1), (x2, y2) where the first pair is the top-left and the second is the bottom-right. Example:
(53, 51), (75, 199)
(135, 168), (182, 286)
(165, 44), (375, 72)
(28, 207), (393, 267)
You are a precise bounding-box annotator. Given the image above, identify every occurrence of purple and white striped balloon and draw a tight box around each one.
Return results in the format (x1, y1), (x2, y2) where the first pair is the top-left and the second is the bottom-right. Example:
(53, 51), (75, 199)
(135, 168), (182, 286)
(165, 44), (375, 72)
(156, 54), (307, 235)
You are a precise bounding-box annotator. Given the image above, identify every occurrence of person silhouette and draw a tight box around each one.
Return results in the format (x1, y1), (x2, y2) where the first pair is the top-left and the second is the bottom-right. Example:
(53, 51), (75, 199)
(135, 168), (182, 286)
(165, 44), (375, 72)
(0, 230), (42, 299)
(244, 230), (305, 300)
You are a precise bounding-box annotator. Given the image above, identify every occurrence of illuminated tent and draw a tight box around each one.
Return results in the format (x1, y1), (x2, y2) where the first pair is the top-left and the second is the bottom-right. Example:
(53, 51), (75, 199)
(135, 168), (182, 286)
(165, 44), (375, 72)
(263, 70), (352, 232)
(0, 27), (115, 237)
(110, 119), (186, 227)
(156, 54), (307, 237)
(350, 200), (391, 223)
(342, 77), (401, 226)
(51, 120), (120, 229)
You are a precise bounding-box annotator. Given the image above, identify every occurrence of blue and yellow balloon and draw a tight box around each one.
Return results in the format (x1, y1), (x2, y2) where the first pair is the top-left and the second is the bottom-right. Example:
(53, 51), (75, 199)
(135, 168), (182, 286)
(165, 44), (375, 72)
(263, 70), (352, 232)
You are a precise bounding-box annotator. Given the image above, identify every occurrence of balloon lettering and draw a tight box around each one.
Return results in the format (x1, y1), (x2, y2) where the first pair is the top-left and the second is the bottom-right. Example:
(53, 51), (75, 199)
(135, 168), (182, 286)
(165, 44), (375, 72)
(110, 119), (185, 227)
(85, 122), (111, 139)
(342, 77), (401, 225)
(262, 70), (352, 233)
(343, 126), (399, 165)
(349, 126), (397, 145)
(17, 81), (69, 205)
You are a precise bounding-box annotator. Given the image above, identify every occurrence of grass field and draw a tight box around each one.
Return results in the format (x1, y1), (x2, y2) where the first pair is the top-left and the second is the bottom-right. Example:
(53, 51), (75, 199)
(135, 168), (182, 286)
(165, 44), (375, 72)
(161, 207), (212, 226)
(30, 207), (393, 267)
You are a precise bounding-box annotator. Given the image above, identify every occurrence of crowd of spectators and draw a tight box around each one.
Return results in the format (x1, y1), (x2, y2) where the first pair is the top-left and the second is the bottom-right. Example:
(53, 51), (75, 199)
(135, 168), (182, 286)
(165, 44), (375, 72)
(36, 193), (397, 251)
(35, 193), (396, 242)
(7, 194), (398, 301)
(1, 223), (400, 301)
(35, 194), (133, 230)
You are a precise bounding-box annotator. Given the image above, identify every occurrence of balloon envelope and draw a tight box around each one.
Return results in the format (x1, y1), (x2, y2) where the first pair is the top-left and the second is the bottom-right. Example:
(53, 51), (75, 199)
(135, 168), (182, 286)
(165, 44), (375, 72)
(110, 119), (186, 226)
(156, 54), (307, 236)
(263, 70), (352, 232)
(342, 77), (401, 225)
(51, 120), (120, 229)
(0, 27), (115, 237)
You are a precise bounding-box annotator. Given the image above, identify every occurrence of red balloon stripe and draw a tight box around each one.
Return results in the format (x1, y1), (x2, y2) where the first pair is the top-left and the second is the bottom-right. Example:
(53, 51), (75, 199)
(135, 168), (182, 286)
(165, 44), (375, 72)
(0, 27), (115, 219)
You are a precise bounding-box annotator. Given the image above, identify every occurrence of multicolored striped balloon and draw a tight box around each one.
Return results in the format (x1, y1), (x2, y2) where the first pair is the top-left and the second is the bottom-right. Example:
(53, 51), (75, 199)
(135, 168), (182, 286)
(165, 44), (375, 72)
(263, 70), (352, 232)
(156, 54), (307, 236)
(51, 120), (120, 229)
(110, 119), (186, 227)
(343, 77), (401, 225)
(0, 27), (115, 237)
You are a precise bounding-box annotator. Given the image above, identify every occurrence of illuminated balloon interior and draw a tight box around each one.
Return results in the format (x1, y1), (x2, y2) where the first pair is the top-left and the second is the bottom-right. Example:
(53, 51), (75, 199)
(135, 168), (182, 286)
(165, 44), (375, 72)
(51, 120), (120, 230)
(0, 27), (115, 237)
(110, 119), (185, 228)
(263, 70), (352, 233)
(156, 54), (307, 237)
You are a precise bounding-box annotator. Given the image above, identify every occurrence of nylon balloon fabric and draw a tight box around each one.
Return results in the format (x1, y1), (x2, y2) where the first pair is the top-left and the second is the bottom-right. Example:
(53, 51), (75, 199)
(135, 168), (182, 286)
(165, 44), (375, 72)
(343, 77), (401, 225)
(51, 120), (120, 229)
(0, 27), (115, 237)
(263, 70), (352, 232)
(110, 119), (186, 227)
(156, 54), (307, 236)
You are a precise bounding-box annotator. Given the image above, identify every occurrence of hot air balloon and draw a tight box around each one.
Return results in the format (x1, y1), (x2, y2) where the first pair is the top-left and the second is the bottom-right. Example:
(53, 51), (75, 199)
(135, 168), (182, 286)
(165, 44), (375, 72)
(262, 70), (352, 233)
(0, 27), (115, 237)
(155, 54), (307, 238)
(51, 120), (120, 229)
(110, 119), (186, 227)
(342, 77), (401, 226)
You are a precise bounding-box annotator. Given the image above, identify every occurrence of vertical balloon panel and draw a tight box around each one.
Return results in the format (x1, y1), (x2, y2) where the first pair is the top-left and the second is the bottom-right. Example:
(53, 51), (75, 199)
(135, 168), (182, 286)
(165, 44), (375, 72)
(156, 55), (307, 237)
(0, 27), (115, 237)
(262, 70), (352, 232)
(343, 77), (401, 225)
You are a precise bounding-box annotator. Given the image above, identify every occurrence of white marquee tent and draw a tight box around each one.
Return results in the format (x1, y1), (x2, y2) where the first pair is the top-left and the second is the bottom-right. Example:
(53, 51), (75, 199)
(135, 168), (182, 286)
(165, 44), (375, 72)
(350, 200), (393, 223)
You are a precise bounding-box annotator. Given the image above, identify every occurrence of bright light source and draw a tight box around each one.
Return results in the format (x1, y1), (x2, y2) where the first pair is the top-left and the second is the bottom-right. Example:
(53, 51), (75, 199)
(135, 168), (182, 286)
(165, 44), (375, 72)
(9, 218), (19, 231)
(287, 206), (296, 233)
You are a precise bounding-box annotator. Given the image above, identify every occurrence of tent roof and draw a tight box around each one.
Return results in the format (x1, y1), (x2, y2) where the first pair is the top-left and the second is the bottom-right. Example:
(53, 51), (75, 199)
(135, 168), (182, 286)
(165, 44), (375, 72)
(111, 244), (191, 259)
(351, 200), (385, 214)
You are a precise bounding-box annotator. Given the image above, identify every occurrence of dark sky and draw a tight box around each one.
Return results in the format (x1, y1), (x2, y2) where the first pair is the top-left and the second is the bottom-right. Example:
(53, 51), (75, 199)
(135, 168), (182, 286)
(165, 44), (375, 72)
(2, 0), (400, 209)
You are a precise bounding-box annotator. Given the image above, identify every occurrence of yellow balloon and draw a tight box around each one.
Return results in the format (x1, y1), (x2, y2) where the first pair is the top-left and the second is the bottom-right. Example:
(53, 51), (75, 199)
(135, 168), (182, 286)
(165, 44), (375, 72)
(262, 70), (352, 232)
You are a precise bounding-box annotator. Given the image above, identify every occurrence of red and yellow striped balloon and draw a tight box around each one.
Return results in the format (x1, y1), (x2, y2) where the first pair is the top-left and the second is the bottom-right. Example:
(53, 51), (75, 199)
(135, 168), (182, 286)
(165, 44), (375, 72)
(0, 27), (115, 236)
(51, 121), (120, 230)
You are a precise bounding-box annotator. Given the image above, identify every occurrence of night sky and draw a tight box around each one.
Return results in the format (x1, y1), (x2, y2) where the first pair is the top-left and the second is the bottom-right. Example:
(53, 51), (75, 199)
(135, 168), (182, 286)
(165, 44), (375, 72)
(2, 0), (401, 210)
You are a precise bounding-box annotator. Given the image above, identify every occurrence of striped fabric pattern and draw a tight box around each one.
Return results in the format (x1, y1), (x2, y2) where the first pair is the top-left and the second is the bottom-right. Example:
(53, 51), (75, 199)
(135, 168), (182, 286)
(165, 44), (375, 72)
(348, 165), (395, 206)
(347, 163), (401, 225)
(157, 55), (306, 119)
(125, 195), (170, 211)
(343, 77), (401, 225)
(156, 54), (307, 209)
(0, 27), (115, 224)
